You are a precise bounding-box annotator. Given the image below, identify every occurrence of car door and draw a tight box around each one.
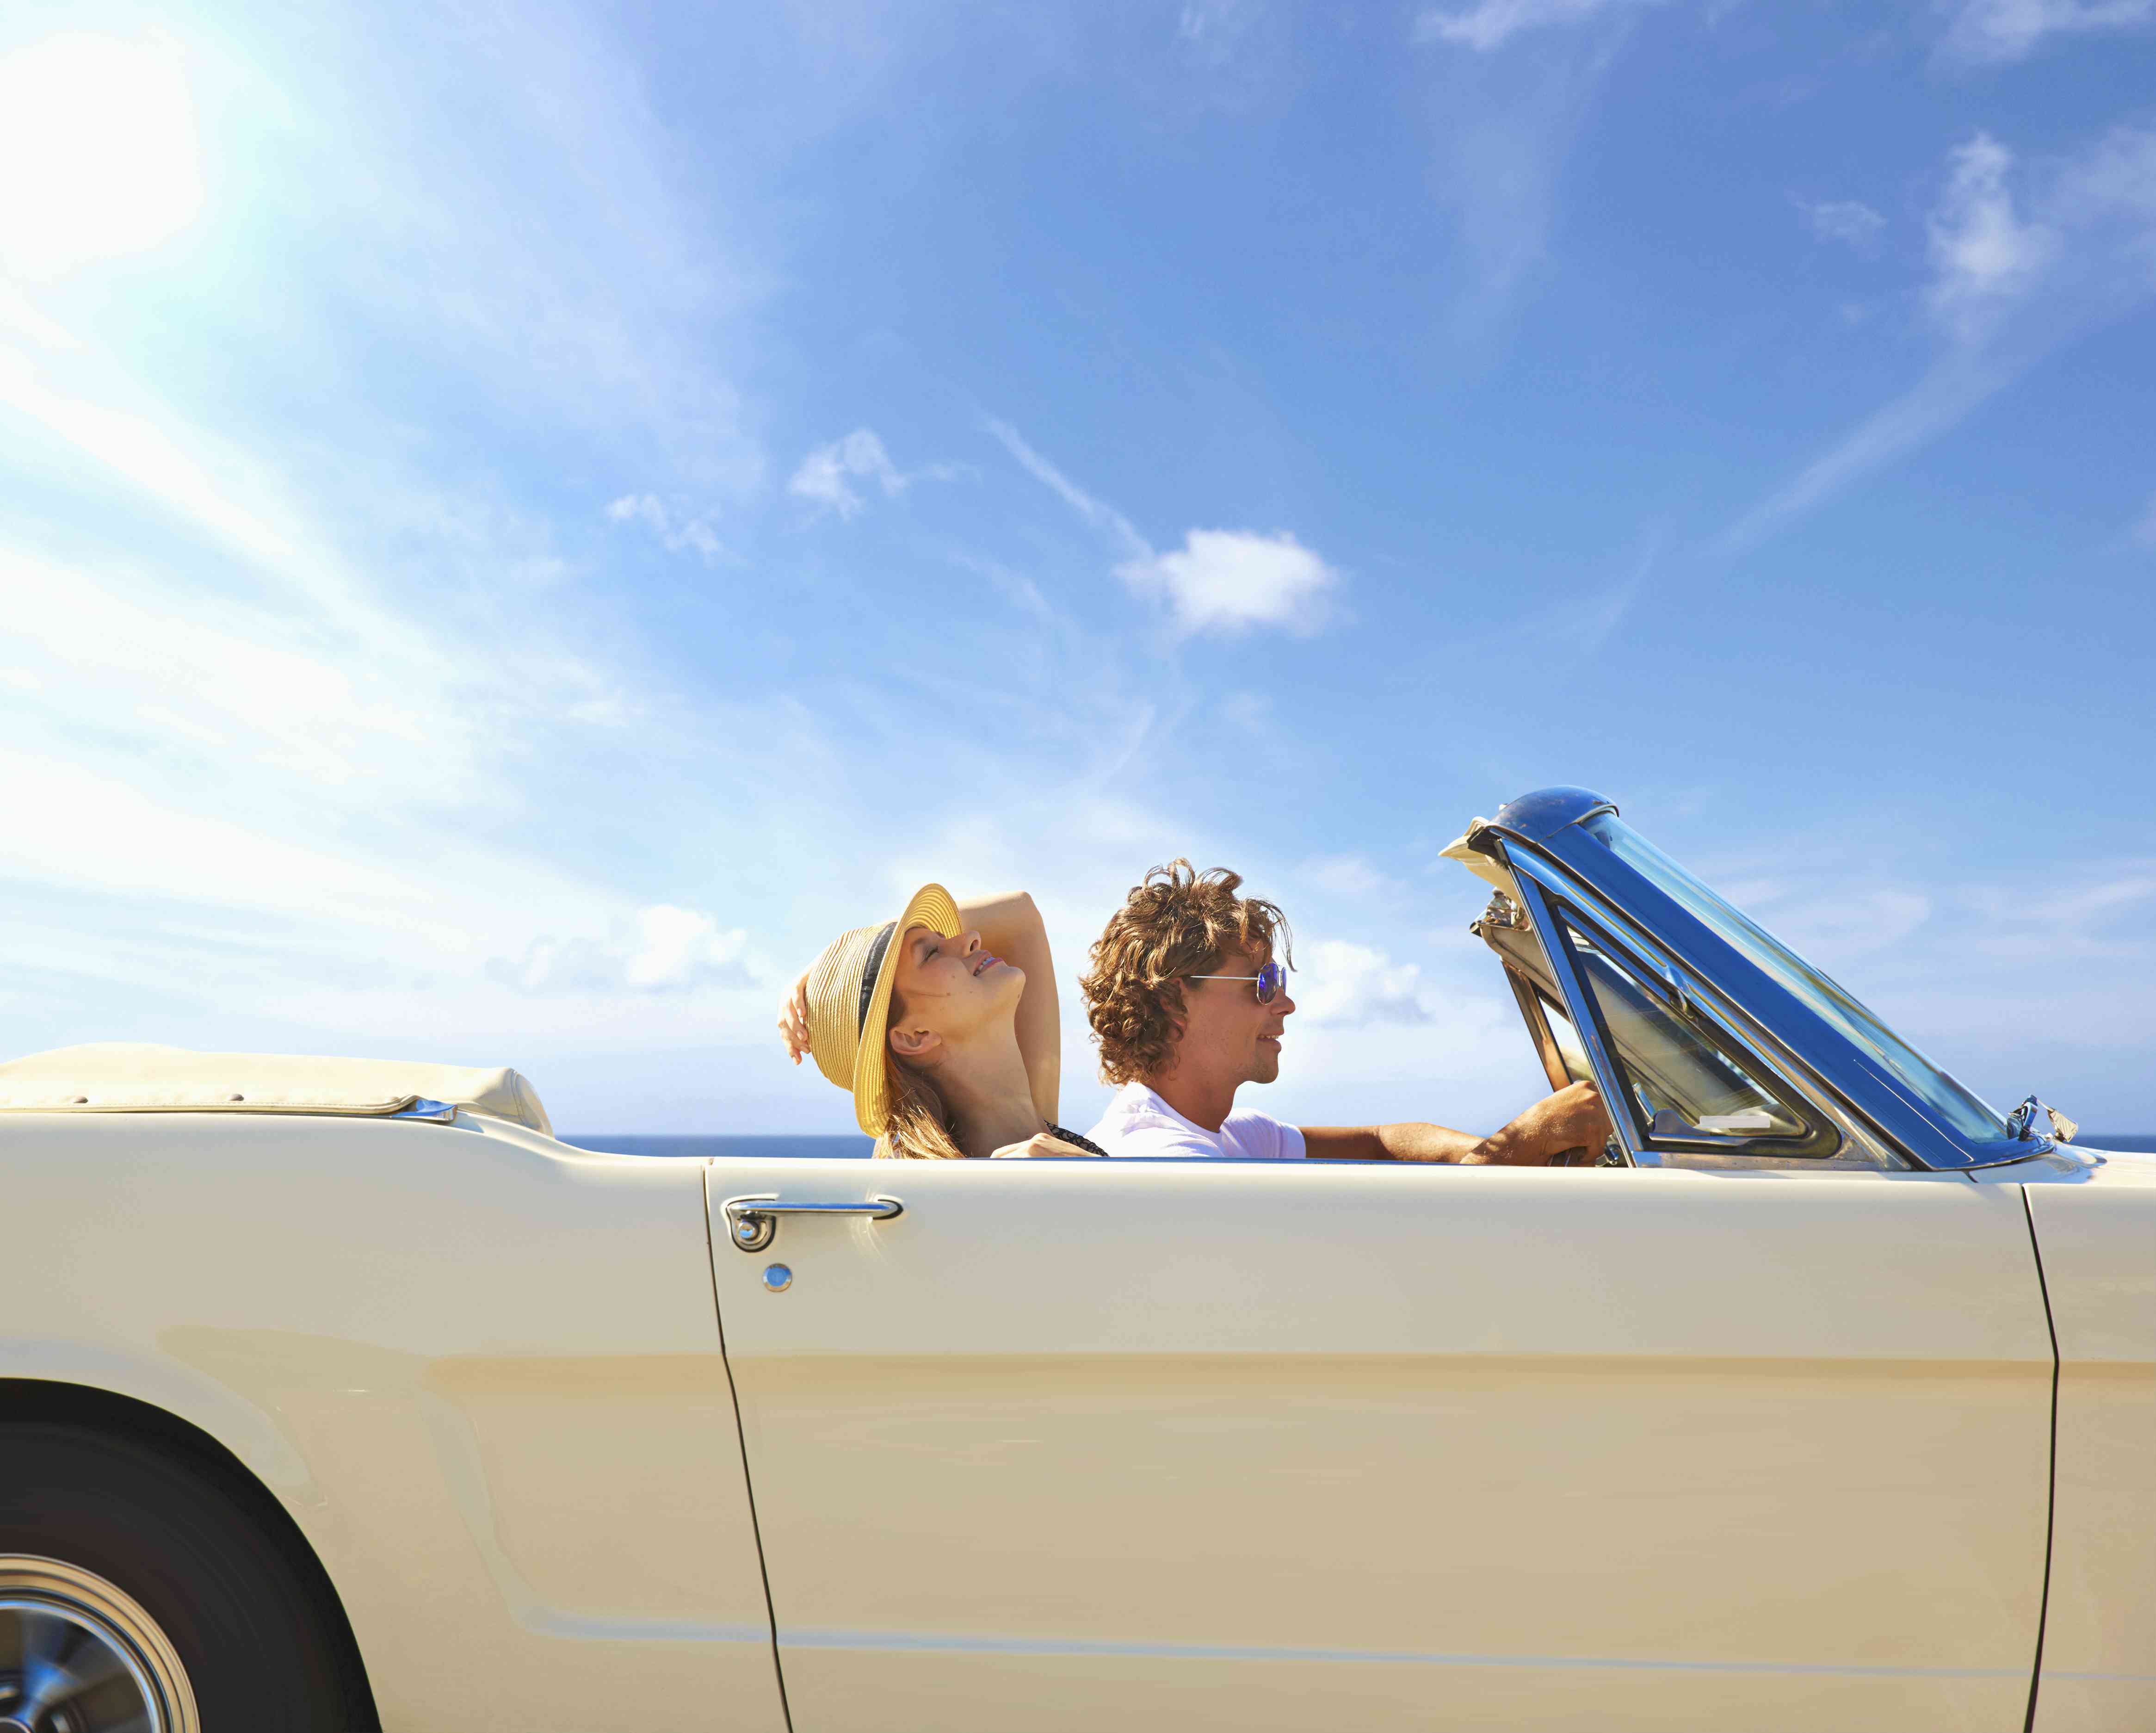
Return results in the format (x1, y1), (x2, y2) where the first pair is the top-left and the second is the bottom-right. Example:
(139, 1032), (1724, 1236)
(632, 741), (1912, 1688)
(705, 1153), (2050, 1733)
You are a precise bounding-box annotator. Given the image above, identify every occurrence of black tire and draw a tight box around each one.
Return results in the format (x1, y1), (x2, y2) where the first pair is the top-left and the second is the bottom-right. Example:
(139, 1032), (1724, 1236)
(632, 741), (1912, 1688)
(0, 1422), (373, 1730)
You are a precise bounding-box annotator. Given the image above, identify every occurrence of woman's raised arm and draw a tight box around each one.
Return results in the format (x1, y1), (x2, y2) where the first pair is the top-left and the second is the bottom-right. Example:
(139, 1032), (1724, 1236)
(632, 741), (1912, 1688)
(955, 891), (1060, 1125)
(776, 890), (1061, 1124)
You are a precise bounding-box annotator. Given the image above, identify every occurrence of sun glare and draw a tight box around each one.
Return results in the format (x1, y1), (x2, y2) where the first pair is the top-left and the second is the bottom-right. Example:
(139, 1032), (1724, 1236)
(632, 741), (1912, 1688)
(0, 31), (206, 282)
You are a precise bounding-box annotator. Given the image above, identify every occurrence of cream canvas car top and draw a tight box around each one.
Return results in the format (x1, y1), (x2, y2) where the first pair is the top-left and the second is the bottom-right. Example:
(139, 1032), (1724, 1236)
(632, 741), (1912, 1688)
(1439, 826), (1524, 901)
(0, 1043), (554, 1136)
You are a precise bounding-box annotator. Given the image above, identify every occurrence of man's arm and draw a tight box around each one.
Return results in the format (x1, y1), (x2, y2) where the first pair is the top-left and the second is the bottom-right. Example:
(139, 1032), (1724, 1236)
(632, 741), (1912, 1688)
(1301, 1081), (1612, 1166)
(1300, 1123), (1479, 1162)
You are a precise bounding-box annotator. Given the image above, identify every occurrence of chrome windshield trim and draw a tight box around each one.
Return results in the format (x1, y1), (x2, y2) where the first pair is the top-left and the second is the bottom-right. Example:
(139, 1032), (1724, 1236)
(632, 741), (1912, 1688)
(1500, 820), (2022, 1170)
(1498, 853), (1912, 1170)
(1505, 867), (1653, 1168)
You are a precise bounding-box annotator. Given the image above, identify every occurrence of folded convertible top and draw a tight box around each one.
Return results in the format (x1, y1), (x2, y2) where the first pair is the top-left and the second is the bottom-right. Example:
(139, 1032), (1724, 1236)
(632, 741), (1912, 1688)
(0, 1043), (553, 1136)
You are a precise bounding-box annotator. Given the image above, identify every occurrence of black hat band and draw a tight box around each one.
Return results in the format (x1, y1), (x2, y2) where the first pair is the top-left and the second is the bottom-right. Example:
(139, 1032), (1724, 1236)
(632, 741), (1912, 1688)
(857, 922), (896, 1035)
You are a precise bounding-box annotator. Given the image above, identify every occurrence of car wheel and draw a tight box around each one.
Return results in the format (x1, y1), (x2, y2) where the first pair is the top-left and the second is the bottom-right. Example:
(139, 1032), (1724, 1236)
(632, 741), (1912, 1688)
(0, 1423), (370, 1732)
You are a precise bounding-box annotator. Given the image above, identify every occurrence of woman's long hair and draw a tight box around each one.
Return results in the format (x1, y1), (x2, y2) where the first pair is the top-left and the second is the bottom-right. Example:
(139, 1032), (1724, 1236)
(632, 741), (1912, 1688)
(873, 987), (967, 1160)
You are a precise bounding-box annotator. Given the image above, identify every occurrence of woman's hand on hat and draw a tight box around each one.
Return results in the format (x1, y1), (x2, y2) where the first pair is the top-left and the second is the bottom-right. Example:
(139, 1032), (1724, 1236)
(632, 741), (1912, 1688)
(777, 972), (813, 1064)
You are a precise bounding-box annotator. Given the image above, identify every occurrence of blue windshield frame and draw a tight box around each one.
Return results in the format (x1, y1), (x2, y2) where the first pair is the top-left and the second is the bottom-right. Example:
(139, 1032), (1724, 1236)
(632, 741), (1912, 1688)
(1481, 787), (2033, 1170)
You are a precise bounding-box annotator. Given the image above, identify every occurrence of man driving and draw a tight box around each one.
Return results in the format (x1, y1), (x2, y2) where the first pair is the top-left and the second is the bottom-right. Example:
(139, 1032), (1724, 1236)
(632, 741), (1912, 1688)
(1080, 860), (1611, 1163)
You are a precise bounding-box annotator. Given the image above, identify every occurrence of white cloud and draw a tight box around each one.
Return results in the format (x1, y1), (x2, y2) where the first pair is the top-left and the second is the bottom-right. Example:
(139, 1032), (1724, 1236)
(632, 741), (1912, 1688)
(1927, 134), (2057, 344)
(604, 492), (724, 561)
(1800, 198), (1887, 247)
(1304, 855), (1399, 900)
(1118, 529), (1339, 637)
(788, 428), (905, 518)
(492, 904), (756, 995)
(2135, 492), (2156, 548)
(986, 422), (1337, 638)
(1415, 0), (1663, 51)
(1938, 0), (2156, 64)
(0, 31), (205, 282)
(1292, 940), (1435, 1028)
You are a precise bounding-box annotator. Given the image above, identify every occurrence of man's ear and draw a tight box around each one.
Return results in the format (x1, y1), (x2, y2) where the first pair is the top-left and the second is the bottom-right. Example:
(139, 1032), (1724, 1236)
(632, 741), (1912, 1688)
(889, 1023), (944, 1065)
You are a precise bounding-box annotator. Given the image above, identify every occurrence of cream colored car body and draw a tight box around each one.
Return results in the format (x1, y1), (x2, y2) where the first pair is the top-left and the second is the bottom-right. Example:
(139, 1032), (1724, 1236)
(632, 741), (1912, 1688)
(2, 1091), (2150, 1730)
(4, 839), (2153, 1732)
(0, 1103), (788, 1732)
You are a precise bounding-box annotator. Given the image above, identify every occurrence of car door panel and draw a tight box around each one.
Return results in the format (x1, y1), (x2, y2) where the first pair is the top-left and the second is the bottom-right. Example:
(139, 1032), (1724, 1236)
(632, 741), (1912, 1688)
(2025, 1169), (2156, 1732)
(708, 1157), (2049, 1732)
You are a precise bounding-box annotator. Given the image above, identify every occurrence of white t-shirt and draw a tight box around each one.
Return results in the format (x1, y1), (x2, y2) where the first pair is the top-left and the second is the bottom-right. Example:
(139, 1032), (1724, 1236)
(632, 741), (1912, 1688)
(1085, 1081), (1306, 1161)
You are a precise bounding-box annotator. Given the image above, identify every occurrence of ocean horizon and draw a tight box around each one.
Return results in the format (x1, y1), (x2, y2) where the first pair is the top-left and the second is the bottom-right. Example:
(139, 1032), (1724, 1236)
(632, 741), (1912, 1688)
(563, 1132), (2156, 1160)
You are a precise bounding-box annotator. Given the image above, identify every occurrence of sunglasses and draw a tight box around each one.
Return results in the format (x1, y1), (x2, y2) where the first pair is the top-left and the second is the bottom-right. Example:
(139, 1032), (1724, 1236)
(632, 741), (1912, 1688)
(1187, 960), (1289, 1004)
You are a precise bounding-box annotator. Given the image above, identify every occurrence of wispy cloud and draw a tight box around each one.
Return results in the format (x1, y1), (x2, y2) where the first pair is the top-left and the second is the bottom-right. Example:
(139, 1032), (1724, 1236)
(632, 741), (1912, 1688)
(1926, 133), (2058, 343)
(786, 427), (967, 520)
(1409, 11), (1635, 333)
(1303, 854), (1405, 901)
(2134, 491), (2156, 547)
(1294, 939), (1434, 1027)
(490, 904), (757, 994)
(788, 427), (904, 518)
(1721, 124), (2156, 553)
(0, 353), (294, 559)
(1799, 197), (1887, 247)
(604, 492), (724, 561)
(1178, 0), (1257, 55)
(1117, 528), (1339, 636)
(0, 550), (441, 787)
(0, 744), (447, 935)
(985, 417), (1150, 560)
(1414, 0), (1666, 52)
(1936, 0), (2156, 65)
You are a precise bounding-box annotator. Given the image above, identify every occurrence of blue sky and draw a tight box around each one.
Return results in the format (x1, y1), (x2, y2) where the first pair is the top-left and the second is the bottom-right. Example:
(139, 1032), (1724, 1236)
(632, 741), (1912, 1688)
(1, 0), (2151, 1136)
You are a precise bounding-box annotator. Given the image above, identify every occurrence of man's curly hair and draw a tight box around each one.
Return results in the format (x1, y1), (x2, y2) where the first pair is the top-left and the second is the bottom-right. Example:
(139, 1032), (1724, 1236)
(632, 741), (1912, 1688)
(1081, 860), (1291, 1085)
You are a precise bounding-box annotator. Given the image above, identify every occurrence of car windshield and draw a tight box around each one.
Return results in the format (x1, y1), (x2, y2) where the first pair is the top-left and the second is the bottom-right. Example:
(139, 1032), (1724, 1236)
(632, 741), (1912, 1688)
(1579, 811), (2006, 1142)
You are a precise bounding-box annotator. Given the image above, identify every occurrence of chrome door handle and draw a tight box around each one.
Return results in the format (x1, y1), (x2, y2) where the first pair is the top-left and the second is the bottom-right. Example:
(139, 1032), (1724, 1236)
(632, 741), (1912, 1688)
(721, 1194), (903, 1254)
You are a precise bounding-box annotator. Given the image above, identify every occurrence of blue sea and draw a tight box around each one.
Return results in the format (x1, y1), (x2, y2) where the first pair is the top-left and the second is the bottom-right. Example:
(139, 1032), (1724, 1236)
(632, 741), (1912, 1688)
(561, 1133), (2156, 1160)
(563, 1134), (875, 1159)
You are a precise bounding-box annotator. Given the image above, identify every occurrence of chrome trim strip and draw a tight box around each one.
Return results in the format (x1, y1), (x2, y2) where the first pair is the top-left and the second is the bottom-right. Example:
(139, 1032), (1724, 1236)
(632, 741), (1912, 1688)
(1504, 864), (1653, 1168)
(777, 1624), (2027, 1678)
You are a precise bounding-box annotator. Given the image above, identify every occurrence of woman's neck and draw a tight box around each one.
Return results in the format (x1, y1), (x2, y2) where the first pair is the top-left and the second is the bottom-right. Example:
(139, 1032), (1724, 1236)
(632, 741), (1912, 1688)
(931, 1029), (1044, 1158)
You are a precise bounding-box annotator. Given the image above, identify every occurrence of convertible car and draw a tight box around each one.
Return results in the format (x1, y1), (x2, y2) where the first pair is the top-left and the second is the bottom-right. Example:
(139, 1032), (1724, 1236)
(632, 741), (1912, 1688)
(1, 786), (2147, 1732)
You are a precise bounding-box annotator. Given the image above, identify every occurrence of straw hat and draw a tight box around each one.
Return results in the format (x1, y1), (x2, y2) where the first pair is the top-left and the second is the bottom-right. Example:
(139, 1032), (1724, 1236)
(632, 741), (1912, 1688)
(806, 883), (964, 1135)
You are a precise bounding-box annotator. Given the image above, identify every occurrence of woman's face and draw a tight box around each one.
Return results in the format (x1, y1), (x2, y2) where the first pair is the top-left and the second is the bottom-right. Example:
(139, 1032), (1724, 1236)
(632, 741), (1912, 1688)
(887, 924), (1024, 1061)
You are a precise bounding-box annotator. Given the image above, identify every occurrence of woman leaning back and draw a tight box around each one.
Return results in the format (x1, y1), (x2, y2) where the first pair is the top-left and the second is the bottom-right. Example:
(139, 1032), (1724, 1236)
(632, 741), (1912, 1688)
(777, 885), (1105, 1160)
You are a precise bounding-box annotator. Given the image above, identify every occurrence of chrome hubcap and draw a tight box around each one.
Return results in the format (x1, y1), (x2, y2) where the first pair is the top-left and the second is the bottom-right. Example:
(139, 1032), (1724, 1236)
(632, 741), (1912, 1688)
(0, 1557), (198, 1733)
